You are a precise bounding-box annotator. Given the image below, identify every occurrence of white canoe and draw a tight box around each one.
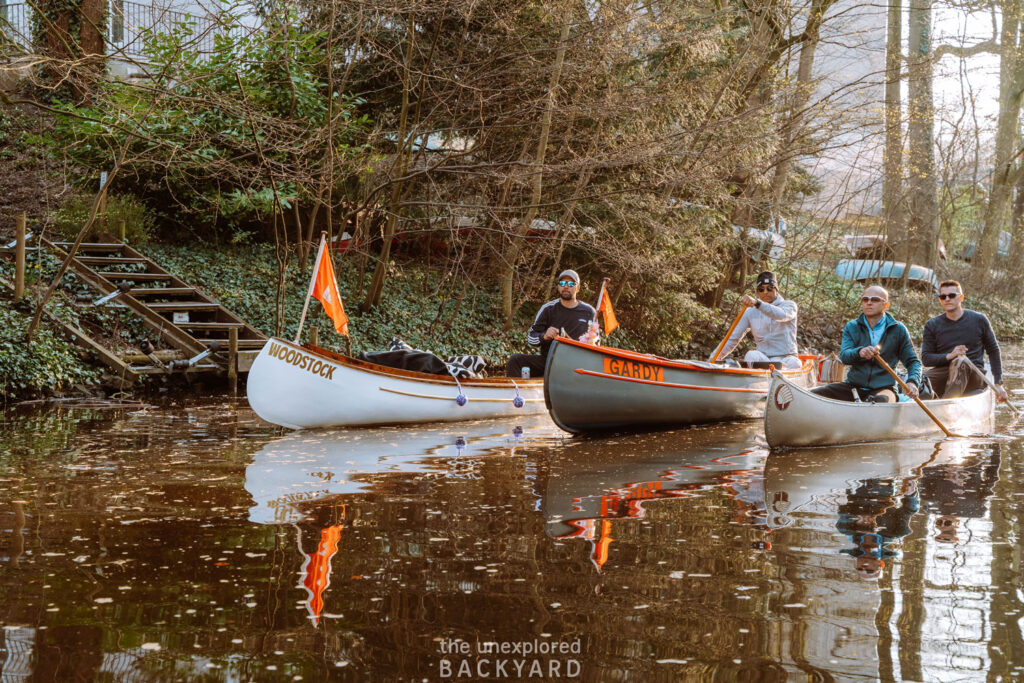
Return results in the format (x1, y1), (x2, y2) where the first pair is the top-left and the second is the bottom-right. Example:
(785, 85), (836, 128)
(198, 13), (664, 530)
(544, 337), (819, 433)
(246, 337), (546, 429)
(764, 370), (994, 448)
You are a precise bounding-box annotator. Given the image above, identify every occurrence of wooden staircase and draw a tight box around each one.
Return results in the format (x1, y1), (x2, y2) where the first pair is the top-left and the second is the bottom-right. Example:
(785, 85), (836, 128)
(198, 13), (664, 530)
(43, 238), (267, 373)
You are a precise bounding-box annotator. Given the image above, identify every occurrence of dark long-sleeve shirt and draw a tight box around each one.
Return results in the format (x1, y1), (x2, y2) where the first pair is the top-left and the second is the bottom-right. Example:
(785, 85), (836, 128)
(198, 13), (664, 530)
(526, 299), (597, 357)
(921, 310), (1002, 383)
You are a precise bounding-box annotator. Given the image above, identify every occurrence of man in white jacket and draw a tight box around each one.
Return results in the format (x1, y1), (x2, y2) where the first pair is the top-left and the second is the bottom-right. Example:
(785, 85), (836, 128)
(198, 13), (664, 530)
(714, 271), (800, 369)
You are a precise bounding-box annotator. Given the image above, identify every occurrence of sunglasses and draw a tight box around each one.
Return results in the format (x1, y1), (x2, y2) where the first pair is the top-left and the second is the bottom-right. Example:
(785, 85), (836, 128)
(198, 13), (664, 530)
(937, 292), (960, 300)
(757, 285), (775, 292)
(557, 279), (577, 287)
(861, 296), (887, 303)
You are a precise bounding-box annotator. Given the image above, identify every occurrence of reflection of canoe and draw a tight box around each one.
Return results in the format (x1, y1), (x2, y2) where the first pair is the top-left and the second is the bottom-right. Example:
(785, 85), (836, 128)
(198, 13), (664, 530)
(834, 259), (938, 292)
(543, 337), (818, 433)
(247, 337), (545, 429)
(542, 421), (766, 536)
(245, 414), (561, 524)
(764, 370), (994, 448)
(763, 438), (976, 528)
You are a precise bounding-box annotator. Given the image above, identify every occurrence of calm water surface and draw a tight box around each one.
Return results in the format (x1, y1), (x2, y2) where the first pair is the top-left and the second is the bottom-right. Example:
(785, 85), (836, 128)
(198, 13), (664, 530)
(3, 354), (1024, 681)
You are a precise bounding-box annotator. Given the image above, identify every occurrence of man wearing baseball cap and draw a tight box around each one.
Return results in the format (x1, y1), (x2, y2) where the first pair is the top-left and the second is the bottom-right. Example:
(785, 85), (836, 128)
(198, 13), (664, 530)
(714, 270), (801, 369)
(506, 269), (596, 378)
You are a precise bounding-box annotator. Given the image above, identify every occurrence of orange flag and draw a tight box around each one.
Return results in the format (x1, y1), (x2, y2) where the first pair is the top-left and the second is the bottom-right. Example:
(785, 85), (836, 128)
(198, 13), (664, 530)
(312, 245), (349, 335)
(597, 283), (619, 334)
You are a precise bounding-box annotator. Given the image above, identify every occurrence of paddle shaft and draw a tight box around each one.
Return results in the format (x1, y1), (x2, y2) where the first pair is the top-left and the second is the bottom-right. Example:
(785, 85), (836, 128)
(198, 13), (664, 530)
(710, 304), (750, 363)
(873, 352), (958, 438)
(958, 354), (1021, 415)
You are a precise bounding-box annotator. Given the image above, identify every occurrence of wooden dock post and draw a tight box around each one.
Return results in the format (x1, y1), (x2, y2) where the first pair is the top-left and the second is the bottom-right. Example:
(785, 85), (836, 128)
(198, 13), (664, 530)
(229, 327), (238, 396)
(118, 220), (126, 243)
(14, 212), (26, 300)
(309, 326), (319, 347)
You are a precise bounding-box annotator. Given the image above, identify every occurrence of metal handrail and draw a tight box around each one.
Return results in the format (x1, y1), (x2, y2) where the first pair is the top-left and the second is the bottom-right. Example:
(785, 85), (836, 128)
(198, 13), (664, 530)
(0, 3), (31, 50)
(0, 1), (238, 60)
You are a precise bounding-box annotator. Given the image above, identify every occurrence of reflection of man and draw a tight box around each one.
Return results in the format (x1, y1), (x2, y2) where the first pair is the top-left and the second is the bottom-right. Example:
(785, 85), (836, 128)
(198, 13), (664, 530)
(715, 271), (801, 369)
(921, 280), (1008, 402)
(919, 444), (1001, 547)
(837, 478), (919, 580)
(506, 270), (596, 378)
(812, 285), (921, 402)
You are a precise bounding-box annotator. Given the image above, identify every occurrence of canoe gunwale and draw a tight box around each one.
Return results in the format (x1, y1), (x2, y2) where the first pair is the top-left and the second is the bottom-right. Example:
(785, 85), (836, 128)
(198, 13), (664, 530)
(271, 337), (543, 388)
(553, 336), (817, 376)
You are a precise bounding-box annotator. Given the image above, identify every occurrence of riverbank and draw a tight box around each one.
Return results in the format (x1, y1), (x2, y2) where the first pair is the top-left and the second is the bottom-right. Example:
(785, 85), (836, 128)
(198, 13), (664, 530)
(2, 239), (1022, 403)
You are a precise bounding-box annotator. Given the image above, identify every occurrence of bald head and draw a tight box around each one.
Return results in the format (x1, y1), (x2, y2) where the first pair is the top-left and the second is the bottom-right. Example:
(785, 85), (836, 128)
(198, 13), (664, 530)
(863, 285), (888, 301)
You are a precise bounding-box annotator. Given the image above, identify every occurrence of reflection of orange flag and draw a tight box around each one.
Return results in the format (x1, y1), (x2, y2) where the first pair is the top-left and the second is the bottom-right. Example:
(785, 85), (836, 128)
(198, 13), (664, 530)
(312, 245), (348, 335)
(302, 525), (343, 625)
(597, 285), (618, 334)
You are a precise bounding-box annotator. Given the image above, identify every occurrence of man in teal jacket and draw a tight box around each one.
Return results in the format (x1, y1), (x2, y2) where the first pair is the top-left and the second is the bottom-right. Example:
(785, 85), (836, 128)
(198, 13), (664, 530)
(812, 285), (922, 403)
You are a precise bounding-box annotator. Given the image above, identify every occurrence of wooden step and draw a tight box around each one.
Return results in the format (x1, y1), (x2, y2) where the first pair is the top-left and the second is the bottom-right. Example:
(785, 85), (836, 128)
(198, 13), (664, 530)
(79, 256), (147, 265)
(177, 321), (245, 330)
(148, 302), (221, 312)
(197, 338), (266, 349)
(98, 272), (171, 281)
(129, 287), (197, 297)
(53, 242), (125, 252)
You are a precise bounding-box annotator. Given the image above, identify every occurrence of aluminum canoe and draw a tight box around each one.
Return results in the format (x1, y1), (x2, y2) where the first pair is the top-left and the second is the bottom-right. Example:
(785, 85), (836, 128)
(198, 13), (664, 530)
(763, 370), (994, 448)
(543, 337), (818, 433)
(247, 337), (546, 429)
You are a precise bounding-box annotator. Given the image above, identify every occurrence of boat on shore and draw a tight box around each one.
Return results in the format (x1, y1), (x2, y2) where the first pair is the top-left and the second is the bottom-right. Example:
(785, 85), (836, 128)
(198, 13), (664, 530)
(247, 337), (546, 429)
(834, 259), (939, 292)
(763, 370), (994, 448)
(543, 337), (818, 433)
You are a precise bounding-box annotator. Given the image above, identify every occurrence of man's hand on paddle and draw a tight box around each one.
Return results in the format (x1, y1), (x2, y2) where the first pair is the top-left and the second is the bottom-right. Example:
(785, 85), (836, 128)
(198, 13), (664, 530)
(945, 344), (968, 360)
(994, 384), (1010, 403)
(858, 345), (880, 360)
(904, 381), (920, 399)
(739, 295), (757, 308)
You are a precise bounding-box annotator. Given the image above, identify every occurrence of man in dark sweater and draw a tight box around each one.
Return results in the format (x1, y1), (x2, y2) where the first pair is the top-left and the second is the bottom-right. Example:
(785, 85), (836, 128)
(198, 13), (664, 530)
(506, 269), (597, 378)
(921, 280), (1009, 402)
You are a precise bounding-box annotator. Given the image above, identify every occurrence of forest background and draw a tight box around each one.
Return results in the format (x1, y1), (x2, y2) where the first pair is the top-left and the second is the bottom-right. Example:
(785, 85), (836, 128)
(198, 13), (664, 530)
(1, 0), (1024, 398)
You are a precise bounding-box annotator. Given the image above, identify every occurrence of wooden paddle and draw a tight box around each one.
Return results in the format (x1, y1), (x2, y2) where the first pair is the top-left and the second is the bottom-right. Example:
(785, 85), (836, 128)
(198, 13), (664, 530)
(873, 352), (961, 438)
(957, 356), (1021, 416)
(709, 303), (750, 363)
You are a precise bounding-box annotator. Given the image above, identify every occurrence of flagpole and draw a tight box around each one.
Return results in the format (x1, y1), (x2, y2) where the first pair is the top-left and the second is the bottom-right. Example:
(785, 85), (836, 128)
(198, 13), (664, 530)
(294, 233), (327, 344)
(594, 277), (609, 323)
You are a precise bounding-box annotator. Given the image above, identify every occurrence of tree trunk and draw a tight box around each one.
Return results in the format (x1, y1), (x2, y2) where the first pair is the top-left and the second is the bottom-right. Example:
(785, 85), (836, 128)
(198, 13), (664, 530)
(972, 0), (1022, 288)
(361, 16), (416, 313)
(882, 0), (904, 242)
(905, 0), (938, 269)
(498, 18), (571, 326)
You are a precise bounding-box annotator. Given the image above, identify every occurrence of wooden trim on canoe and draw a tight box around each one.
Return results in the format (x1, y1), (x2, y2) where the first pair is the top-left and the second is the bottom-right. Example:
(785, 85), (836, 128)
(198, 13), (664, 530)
(379, 386), (545, 402)
(269, 338), (544, 387)
(574, 369), (766, 393)
(555, 337), (815, 376)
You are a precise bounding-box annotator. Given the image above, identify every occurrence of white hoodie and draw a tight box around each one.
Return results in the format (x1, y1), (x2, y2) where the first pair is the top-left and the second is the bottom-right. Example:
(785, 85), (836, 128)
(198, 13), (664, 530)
(718, 294), (798, 359)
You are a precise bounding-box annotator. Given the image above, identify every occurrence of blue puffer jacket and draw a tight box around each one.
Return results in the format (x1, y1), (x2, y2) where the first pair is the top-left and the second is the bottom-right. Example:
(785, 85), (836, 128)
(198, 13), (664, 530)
(838, 313), (922, 390)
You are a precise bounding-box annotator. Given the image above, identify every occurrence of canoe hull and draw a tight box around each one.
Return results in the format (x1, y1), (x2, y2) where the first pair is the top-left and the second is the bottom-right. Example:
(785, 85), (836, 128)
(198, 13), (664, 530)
(543, 338), (817, 433)
(247, 338), (546, 429)
(764, 370), (994, 448)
